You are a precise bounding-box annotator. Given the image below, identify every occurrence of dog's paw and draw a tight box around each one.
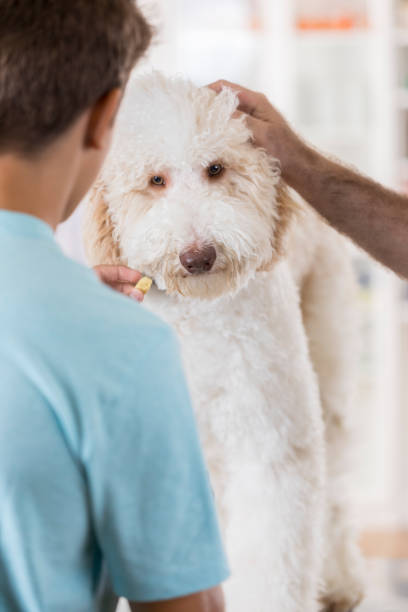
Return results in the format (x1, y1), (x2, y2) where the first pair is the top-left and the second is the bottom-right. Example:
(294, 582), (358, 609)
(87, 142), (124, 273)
(319, 594), (363, 612)
(321, 604), (354, 612)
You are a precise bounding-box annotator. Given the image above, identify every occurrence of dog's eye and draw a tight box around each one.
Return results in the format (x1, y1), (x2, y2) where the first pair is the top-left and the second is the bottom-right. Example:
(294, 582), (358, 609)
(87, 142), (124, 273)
(151, 175), (166, 187)
(208, 163), (224, 178)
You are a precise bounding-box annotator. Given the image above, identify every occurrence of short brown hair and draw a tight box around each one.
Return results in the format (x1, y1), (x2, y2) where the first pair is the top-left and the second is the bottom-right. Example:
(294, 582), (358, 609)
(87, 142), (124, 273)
(0, 0), (152, 155)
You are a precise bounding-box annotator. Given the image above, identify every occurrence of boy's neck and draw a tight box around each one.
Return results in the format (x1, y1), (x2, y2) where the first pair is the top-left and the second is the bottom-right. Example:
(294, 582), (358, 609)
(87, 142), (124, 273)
(0, 117), (87, 231)
(0, 155), (68, 230)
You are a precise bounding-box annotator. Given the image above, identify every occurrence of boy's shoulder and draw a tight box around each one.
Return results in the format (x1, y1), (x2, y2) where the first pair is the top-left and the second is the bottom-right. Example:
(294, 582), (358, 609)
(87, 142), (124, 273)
(3, 237), (171, 368)
(51, 252), (170, 355)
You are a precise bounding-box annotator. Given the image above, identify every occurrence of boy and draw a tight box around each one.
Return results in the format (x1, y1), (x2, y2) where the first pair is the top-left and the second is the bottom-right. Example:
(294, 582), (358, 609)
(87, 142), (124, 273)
(0, 2), (228, 611)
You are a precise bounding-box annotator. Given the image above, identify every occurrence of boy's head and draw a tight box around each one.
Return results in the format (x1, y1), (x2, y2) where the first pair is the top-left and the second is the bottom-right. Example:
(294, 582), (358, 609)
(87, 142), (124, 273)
(0, 0), (152, 221)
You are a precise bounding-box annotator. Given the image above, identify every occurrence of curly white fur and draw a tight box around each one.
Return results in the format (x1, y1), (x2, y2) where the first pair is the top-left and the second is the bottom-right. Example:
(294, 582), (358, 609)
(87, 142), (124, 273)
(83, 72), (365, 612)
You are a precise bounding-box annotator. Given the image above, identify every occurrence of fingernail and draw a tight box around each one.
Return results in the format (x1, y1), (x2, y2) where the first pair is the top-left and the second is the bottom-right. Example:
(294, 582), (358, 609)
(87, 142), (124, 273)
(130, 290), (144, 303)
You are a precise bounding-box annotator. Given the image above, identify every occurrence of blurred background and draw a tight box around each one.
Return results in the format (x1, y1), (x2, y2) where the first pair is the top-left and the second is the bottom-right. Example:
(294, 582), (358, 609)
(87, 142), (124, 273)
(57, 1), (408, 609)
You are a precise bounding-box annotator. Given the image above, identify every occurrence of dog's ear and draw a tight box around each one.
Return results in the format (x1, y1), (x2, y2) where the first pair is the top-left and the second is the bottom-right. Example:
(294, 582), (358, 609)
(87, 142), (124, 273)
(257, 180), (299, 272)
(274, 180), (299, 258)
(82, 182), (123, 266)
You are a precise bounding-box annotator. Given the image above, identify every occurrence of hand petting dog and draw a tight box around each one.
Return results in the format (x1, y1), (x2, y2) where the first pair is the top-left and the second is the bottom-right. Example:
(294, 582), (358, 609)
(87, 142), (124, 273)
(208, 80), (303, 184)
(209, 79), (408, 279)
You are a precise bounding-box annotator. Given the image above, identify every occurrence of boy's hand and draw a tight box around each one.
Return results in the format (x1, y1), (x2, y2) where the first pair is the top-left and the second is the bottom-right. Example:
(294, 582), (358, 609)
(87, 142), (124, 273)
(93, 265), (145, 302)
(208, 80), (306, 184)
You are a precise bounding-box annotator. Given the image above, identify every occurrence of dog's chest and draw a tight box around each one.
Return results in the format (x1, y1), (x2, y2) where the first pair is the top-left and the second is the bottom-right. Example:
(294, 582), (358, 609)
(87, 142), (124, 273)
(144, 276), (289, 453)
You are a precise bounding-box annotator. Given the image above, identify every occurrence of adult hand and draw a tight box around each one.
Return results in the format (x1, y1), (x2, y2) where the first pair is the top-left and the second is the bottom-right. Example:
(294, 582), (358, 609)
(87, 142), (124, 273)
(93, 265), (145, 302)
(208, 80), (306, 184)
(209, 81), (408, 278)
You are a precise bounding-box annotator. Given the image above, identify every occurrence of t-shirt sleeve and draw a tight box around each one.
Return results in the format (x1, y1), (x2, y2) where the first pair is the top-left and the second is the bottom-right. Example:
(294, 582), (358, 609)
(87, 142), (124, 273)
(85, 325), (229, 602)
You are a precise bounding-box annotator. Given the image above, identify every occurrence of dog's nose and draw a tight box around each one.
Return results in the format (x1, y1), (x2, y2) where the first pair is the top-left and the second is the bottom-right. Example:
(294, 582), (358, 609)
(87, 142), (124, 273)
(180, 246), (217, 274)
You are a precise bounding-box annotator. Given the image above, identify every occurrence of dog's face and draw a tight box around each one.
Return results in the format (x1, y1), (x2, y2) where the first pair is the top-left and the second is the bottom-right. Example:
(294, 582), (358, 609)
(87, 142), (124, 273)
(84, 73), (292, 300)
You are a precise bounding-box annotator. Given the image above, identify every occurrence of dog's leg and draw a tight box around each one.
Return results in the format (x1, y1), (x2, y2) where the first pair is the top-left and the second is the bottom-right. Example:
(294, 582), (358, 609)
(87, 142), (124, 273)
(300, 232), (365, 611)
(222, 453), (324, 612)
(214, 263), (326, 612)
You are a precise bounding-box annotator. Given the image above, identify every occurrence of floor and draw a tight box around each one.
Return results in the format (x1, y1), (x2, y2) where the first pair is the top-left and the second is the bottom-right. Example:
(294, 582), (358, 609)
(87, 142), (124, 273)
(117, 559), (408, 611)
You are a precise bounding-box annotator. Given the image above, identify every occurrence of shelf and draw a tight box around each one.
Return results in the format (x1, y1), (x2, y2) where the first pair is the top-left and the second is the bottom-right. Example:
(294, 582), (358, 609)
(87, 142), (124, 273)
(180, 28), (262, 49)
(395, 88), (408, 108)
(181, 27), (261, 39)
(394, 28), (408, 45)
(299, 125), (368, 149)
(180, 27), (372, 47)
(397, 158), (408, 186)
(295, 29), (371, 46)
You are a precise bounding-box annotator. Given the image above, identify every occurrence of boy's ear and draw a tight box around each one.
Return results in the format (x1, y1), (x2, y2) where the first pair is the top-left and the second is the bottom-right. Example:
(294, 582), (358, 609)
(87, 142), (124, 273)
(85, 88), (122, 150)
(82, 182), (123, 266)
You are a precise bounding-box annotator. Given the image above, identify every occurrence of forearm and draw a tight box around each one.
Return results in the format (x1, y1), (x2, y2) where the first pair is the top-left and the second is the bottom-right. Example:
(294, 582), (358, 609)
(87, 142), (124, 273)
(129, 586), (224, 612)
(283, 142), (408, 278)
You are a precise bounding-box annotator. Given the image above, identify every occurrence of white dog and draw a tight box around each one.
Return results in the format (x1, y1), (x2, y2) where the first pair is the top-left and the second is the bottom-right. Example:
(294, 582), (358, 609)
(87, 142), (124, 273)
(83, 72), (365, 612)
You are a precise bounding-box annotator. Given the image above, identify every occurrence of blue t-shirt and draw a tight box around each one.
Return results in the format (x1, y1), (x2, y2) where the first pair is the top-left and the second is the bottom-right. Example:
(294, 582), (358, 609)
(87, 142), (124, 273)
(0, 211), (228, 612)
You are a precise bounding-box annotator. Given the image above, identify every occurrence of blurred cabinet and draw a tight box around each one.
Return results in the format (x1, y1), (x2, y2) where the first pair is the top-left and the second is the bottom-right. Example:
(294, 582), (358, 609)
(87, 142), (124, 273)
(291, 0), (408, 532)
(291, 3), (406, 532)
(295, 0), (368, 30)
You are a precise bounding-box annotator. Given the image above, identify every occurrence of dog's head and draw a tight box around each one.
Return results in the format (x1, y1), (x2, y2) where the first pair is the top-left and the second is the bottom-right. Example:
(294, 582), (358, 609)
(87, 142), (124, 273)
(83, 72), (295, 300)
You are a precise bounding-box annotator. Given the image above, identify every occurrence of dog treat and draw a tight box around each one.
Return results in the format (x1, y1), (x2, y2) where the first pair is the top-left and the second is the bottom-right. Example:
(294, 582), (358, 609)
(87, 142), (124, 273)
(135, 276), (153, 295)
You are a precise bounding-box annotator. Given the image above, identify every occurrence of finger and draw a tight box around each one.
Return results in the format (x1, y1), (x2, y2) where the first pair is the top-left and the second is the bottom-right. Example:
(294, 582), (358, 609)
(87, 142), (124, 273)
(94, 265), (142, 285)
(208, 79), (243, 93)
(230, 107), (272, 151)
(108, 282), (133, 293)
(109, 283), (145, 302)
(128, 289), (145, 303)
(208, 80), (265, 116)
(243, 114), (272, 150)
(208, 80), (251, 111)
